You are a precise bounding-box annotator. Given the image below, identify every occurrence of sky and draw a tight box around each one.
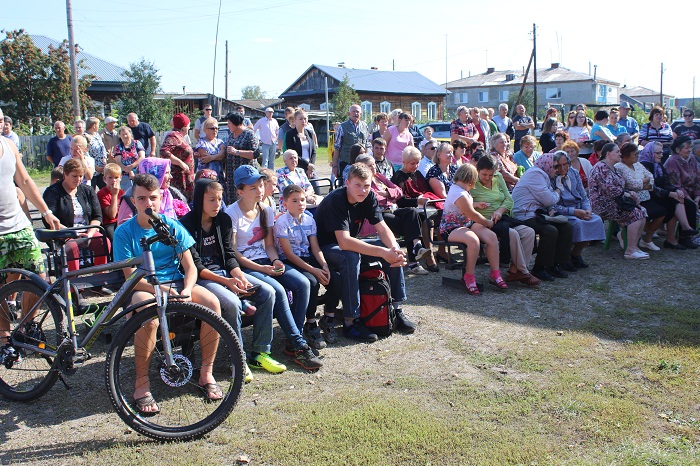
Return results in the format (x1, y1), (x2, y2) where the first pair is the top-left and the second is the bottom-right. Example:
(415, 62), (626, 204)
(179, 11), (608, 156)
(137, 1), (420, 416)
(5, 0), (698, 101)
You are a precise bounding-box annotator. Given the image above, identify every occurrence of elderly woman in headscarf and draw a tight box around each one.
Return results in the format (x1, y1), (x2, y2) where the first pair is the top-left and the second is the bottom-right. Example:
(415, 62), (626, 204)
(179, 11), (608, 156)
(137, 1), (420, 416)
(638, 141), (698, 250)
(116, 158), (190, 225)
(160, 113), (195, 201)
(511, 152), (575, 281)
(550, 150), (605, 268)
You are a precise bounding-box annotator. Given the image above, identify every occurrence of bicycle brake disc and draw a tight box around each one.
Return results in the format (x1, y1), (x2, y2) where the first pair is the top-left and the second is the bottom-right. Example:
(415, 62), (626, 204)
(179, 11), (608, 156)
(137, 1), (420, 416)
(159, 354), (193, 387)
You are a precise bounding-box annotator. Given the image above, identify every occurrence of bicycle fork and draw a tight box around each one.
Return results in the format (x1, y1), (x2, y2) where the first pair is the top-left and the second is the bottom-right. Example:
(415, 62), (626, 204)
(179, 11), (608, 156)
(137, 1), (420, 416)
(153, 285), (177, 372)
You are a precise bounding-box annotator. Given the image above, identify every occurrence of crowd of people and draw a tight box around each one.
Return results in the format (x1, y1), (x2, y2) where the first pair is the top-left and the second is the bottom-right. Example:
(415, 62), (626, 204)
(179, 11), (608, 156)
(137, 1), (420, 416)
(1, 100), (699, 413)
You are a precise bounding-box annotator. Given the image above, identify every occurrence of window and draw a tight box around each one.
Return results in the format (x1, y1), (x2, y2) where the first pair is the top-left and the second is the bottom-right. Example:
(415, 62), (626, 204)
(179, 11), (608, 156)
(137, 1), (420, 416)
(299, 103), (311, 111)
(478, 91), (489, 103)
(499, 90), (509, 101)
(320, 102), (328, 111)
(545, 87), (561, 99)
(427, 102), (437, 120)
(596, 84), (607, 103)
(361, 101), (372, 120)
(380, 101), (391, 113)
(411, 102), (422, 120)
(453, 92), (468, 104)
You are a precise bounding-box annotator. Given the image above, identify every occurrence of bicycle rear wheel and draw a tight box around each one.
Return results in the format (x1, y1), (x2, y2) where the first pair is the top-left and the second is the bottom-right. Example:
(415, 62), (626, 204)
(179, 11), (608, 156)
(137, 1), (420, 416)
(0, 280), (64, 401)
(105, 302), (245, 441)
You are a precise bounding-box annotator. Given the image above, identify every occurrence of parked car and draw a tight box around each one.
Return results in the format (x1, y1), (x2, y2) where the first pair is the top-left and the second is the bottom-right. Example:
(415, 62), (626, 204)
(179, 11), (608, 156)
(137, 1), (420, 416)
(417, 122), (451, 142)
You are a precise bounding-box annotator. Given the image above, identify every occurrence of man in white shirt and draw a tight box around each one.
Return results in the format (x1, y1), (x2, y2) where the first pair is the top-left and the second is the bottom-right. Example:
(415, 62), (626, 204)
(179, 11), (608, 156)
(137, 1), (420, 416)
(253, 107), (279, 169)
(2, 116), (20, 151)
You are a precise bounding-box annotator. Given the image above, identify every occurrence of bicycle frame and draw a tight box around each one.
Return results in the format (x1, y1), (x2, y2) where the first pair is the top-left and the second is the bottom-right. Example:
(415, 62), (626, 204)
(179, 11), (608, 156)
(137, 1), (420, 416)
(4, 233), (178, 371)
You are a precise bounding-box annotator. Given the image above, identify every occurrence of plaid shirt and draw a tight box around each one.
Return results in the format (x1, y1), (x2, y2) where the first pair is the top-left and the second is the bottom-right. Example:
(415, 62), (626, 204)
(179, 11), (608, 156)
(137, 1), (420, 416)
(450, 118), (477, 139)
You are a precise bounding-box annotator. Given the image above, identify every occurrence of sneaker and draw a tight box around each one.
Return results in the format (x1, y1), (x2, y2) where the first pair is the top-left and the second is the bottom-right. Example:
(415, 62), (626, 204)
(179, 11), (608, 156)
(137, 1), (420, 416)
(293, 345), (323, 370)
(412, 243), (431, 261)
(395, 309), (416, 334)
(638, 239), (660, 251)
(319, 315), (338, 344)
(249, 352), (287, 374)
(343, 318), (379, 343)
(408, 264), (429, 275)
(304, 322), (327, 350)
(244, 364), (254, 383)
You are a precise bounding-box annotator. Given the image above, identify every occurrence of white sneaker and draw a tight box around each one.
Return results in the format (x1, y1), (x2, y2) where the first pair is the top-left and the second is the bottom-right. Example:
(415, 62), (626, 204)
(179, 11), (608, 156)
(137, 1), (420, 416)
(639, 239), (660, 251)
(624, 250), (650, 260)
(408, 264), (429, 275)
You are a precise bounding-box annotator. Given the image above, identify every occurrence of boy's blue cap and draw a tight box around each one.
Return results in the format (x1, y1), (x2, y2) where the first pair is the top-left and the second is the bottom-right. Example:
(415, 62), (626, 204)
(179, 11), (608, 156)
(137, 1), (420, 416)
(234, 165), (264, 186)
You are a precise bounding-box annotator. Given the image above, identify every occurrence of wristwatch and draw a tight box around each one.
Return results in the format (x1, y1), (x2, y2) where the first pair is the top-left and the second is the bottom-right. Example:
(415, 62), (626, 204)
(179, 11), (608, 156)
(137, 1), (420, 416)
(41, 210), (52, 217)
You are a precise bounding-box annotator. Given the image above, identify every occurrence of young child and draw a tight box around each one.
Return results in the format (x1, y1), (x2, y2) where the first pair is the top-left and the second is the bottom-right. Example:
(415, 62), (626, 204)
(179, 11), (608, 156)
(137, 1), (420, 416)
(224, 165), (322, 370)
(50, 166), (64, 185)
(275, 184), (340, 349)
(439, 163), (506, 295)
(112, 173), (225, 414)
(419, 126), (435, 150)
(258, 168), (278, 212)
(180, 179), (285, 382)
(96, 163), (123, 241)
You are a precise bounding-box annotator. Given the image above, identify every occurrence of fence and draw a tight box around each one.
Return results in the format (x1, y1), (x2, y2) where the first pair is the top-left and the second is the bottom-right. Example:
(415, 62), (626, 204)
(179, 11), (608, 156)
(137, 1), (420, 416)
(17, 130), (197, 171)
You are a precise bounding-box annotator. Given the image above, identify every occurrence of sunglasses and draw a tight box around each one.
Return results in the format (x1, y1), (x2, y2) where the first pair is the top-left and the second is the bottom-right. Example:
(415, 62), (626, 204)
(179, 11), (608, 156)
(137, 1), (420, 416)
(684, 114), (693, 117)
(205, 127), (218, 130)
(426, 147), (437, 150)
(204, 108), (213, 111)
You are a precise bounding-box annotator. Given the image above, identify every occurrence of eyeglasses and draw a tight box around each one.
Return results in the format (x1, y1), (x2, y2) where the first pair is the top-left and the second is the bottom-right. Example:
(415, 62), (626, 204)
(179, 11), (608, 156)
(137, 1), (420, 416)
(204, 108), (213, 111)
(683, 113), (693, 117)
(426, 147), (437, 151)
(205, 127), (218, 131)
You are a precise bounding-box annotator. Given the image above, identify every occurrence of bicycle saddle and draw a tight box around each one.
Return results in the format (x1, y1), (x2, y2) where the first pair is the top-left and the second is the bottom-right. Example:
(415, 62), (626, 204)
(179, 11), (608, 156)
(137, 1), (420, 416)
(35, 228), (81, 243)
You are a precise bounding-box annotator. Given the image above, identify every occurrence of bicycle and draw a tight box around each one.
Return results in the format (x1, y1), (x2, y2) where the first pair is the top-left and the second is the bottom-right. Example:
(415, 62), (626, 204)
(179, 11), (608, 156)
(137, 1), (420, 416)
(0, 209), (245, 441)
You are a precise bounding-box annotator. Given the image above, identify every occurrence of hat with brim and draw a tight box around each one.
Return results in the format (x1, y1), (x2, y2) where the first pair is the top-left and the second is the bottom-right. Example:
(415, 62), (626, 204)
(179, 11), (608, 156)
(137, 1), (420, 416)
(234, 165), (264, 186)
(104, 116), (118, 124)
(619, 102), (631, 109)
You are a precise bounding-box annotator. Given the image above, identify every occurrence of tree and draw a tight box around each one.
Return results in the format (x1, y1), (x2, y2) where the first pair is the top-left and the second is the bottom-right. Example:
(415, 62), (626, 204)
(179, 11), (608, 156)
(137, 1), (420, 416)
(507, 89), (534, 118)
(330, 74), (361, 120)
(0, 29), (93, 130)
(241, 85), (266, 100)
(115, 59), (172, 131)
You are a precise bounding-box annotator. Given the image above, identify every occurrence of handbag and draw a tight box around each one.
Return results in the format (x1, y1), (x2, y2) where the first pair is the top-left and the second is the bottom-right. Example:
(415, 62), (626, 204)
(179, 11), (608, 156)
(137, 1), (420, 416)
(615, 193), (637, 211)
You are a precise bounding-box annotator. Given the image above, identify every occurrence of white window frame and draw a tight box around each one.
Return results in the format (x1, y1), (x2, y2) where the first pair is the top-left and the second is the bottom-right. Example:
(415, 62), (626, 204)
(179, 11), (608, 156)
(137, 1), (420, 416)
(545, 87), (561, 100)
(380, 101), (391, 113)
(478, 91), (489, 103)
(427, 102), (437, 120)
(361, 101), (372, 121)
(454, 92), (468, 104)
(320, 102), (328, 111)
(411, 102), (422, 120)
(299, 103), (311, 111)
(498, 90), (509, 101)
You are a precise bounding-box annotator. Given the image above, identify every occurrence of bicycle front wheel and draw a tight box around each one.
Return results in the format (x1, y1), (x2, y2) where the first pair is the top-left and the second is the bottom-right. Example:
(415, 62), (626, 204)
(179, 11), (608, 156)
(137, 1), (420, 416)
(0, 279), (64, 401)
(105, 302), (245, 441)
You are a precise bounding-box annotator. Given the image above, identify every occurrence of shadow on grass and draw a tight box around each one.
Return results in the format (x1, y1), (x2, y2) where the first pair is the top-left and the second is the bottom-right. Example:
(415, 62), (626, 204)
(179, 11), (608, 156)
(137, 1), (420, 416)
(0, 439), (154, 464)
(410, 243), (700, 347)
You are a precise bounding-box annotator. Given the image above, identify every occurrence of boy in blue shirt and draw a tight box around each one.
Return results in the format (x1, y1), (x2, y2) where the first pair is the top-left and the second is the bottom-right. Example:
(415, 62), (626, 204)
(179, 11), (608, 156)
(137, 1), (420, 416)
(113, 174), (224, 415)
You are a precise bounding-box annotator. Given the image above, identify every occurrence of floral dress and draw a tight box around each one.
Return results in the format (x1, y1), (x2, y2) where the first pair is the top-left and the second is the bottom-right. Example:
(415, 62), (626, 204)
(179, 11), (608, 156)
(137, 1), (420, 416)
(425, 163), (457, 194)
(226, 128), (259, 203)
(160, 131), (194, 202)
(588, 162), (646, 227)
(194, 137), (225, 181)
(439, 183), (473, 237)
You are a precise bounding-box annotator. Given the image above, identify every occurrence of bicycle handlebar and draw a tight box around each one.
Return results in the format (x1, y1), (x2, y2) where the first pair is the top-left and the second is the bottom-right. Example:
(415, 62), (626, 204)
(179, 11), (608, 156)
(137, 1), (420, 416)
(143, 208), (178, 247)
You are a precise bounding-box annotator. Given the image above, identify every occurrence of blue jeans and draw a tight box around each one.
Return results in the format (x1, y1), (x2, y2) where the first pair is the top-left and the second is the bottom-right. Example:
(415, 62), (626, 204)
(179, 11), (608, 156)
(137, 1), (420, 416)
(321, 238), (406, 320)
(242, 259), (310, 350)
(261, 143), (276, 169)
(197, 271), (274, 354)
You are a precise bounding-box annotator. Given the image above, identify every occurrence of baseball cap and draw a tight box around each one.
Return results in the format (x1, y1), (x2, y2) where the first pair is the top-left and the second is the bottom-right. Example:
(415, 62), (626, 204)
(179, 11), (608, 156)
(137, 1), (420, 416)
(619, 102), (631, 109)
(234, 165), (264, 186)
(104, 116), (118, 124)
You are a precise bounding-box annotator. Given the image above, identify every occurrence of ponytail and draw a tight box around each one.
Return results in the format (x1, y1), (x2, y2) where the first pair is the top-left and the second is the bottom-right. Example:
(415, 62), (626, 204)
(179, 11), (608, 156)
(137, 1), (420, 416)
(257, 202), (269, 238)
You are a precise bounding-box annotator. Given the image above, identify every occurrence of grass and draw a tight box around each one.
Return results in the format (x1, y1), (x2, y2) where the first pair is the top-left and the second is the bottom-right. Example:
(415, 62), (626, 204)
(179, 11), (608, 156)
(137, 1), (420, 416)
(27, 167), (53, 188)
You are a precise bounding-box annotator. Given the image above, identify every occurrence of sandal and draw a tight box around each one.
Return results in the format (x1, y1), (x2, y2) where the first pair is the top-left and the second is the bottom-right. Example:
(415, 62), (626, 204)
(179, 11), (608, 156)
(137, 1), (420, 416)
(489, 276), (508, 290)
(134, 394), (160, 416)
(199, 382), (224, 401)
(464, 280), (480, 296)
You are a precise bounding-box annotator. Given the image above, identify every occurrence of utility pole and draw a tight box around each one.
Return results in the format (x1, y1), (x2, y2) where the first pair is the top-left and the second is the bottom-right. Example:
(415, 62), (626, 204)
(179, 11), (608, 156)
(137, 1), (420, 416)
(66, 0), (80, 119)
(532, 23), (538, 125)
(225, 40), (229, 100)
(660, 62), (664, 108)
